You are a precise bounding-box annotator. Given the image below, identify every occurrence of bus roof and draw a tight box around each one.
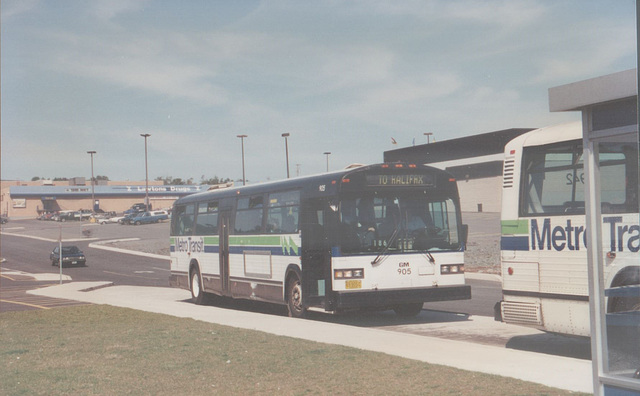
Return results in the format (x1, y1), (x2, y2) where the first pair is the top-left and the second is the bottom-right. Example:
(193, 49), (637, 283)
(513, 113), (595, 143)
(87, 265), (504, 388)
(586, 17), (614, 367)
(505, 121), (582, 151)
(174, 162), (454, 206)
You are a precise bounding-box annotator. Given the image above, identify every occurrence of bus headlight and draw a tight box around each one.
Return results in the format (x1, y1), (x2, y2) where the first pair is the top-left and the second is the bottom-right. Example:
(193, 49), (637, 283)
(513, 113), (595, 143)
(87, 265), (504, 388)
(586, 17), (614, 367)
(334, 269), (364, 279)
(441, 265), (464, 274)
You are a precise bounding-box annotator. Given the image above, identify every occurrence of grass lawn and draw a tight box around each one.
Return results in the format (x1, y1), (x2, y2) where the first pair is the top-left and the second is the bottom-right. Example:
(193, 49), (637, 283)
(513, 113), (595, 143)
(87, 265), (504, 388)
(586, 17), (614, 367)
(1, 305), (587, 395)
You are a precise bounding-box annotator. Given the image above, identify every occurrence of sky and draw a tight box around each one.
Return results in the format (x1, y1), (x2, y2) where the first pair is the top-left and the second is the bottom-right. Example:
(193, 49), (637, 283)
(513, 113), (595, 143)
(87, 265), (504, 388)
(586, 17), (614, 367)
(1, 0), (637, 184)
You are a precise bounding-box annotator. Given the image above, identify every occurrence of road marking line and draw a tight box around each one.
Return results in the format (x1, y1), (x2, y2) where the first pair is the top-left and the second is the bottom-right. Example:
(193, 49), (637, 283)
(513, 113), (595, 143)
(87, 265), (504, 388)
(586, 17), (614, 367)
(102, 270), (161, 280)
(0, 299), (50, 310)
(0, 231), (98, 243)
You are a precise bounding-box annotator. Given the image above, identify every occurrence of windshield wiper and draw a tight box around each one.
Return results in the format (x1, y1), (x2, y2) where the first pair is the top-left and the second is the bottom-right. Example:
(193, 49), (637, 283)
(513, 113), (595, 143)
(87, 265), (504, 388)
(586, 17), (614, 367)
(371, 227), (400, 265)
(423, 248), (436, 264)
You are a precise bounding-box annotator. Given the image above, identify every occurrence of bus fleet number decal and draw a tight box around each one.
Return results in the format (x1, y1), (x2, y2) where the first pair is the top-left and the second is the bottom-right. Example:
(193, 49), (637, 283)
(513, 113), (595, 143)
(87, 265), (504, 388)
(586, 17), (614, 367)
(398, 262), (412, 275)
(566, 172), (585, 185)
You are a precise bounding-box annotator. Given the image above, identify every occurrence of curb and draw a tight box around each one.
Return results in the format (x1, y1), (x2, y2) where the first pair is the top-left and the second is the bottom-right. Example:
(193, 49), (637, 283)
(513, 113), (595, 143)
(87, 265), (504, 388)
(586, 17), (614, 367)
(465, 272), (502, 282)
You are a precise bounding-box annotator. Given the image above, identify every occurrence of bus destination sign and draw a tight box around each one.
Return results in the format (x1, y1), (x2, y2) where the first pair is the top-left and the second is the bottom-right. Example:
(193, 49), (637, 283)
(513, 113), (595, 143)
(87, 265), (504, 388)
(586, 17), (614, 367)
(366, 174), (434, 187)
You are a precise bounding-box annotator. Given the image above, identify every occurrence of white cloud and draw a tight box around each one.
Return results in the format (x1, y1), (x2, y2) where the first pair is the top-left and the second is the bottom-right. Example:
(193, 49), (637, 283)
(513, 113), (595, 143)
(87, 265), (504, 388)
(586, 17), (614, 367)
(88, 0), (149, 21)
(1, 0), (40, 20)
(533, 24), (636, 84)
(319, 45), (395, 90)
(349, 0), (548, 29)
(42, 32), (228, 106)
(439, 0), (547, 28)
(366, 72), (463, 105)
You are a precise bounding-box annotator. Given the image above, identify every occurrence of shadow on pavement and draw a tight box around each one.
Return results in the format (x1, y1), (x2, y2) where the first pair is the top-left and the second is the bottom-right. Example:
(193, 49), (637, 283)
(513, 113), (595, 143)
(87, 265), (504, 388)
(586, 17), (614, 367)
(506, 333), (591, 360)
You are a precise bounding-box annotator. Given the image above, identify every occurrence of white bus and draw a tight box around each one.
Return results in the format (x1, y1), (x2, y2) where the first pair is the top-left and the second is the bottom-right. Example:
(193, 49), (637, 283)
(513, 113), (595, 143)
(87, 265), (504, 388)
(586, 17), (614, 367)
(169, 162), (471, 318)
(497, 122), (639, 336)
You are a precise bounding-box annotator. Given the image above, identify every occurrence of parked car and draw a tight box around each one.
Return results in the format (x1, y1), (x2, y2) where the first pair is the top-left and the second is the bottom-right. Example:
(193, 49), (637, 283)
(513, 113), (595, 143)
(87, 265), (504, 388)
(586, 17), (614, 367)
(124, 203), (150, 214)
(92, 211), (117, 224)
(73, 210), (92, 221)
(37, 212), (55, 220)
(54, 210), (75, 222)
(129, 211), (169, 225)
(50, 245), (86, 267)
(119, 212), (139, 225)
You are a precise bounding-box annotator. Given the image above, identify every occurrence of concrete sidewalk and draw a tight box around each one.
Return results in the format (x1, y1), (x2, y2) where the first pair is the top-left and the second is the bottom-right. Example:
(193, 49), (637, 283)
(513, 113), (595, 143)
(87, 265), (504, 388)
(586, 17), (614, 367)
(28, 282), (593, 393)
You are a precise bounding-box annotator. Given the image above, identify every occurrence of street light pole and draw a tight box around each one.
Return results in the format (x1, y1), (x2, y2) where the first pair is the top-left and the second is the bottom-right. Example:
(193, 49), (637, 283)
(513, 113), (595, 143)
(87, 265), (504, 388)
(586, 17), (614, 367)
(282, 133), (290, 178)
(237, 134), (247, 185)
(323, 151), (331, 172)
(87, 151), (96, 212)
(140, 133), (151, 210)
(424, 132), (433, 144)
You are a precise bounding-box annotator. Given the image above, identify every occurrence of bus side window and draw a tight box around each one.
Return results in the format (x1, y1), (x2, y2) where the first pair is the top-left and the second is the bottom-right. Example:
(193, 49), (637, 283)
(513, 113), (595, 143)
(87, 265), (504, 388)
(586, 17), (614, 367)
(267, 191), (300, 234)
(196, 201), (218, 235)
(235, 196), (265, 234)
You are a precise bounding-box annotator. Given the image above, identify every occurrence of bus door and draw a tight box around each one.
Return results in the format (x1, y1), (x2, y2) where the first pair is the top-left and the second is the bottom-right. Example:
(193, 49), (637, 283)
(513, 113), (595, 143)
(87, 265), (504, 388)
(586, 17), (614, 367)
(300, 200), (331, 308)
(219, 209), (232, 296)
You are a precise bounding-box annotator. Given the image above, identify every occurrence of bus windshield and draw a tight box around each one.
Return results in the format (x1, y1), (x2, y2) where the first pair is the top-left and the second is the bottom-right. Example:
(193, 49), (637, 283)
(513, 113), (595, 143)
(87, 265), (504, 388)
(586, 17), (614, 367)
(338, 192), (461, 255)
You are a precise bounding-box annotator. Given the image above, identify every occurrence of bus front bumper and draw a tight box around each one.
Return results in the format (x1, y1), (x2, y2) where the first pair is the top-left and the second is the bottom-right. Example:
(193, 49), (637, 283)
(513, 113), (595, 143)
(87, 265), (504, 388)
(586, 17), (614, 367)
(331, 284), (471, 311)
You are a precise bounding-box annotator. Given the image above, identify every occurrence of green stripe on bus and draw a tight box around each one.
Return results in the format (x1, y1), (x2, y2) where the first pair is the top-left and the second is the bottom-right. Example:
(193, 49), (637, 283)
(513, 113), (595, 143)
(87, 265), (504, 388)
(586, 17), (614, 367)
(204, 236), (219, 244)
(501, 219), (528, 235)
(230, 235), (299, 255)
(229, 236), (283, 246)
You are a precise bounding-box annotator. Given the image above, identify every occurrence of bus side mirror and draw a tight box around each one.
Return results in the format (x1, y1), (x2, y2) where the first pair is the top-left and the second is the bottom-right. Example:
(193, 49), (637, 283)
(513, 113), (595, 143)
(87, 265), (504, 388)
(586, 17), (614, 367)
(461, 224), (469, 246)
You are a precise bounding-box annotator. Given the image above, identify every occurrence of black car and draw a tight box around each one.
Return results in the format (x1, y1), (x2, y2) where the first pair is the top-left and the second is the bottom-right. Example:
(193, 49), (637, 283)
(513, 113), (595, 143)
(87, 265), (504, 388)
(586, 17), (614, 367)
(50, 245), (86, 267)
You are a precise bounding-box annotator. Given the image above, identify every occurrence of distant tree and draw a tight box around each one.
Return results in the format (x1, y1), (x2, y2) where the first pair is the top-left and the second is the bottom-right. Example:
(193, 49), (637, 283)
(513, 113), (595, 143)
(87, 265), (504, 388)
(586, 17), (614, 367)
(53, 177), (69, 181)
(96, 175), (110, 181)
(201, 175), (232, 185)
(156, 176), (190, 185)
(31, 176), (41, 181)
(155, 176), (171, 185)
(156, 176), (230, 185)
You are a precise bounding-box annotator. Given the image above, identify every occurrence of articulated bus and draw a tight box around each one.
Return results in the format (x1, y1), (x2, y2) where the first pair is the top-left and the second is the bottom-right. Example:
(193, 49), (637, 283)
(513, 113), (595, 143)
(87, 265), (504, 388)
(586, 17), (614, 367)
(497, 122), (640, 336)
(169, 163), (471, 318)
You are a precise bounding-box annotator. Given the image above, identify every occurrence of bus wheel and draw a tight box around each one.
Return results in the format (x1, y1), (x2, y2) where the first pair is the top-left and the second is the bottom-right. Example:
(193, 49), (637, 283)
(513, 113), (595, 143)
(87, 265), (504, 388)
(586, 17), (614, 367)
(286, 275), (305, 318)
(393, 303), (423, 318)
(190, 267), (205, 305)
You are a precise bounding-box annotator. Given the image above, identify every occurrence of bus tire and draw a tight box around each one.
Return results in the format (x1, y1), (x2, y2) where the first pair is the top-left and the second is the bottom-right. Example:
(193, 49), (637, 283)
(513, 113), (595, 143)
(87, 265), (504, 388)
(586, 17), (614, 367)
(286, 274), (305, 318)
(609, 269), (640, 313)
(190, 266), (206, 305)
(393, 302), (423, 318)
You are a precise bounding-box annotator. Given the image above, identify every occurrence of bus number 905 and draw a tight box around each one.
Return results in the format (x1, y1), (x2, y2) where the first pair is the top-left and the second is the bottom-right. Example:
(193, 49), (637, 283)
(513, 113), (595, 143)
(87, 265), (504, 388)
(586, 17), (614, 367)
(398, 262), (411, 275)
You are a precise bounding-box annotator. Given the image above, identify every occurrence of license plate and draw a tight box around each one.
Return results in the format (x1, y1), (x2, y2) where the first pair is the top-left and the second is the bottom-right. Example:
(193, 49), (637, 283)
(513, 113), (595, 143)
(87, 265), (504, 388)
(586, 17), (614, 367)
(71, 261), (78, 264)
(345, 280), (362, 289)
